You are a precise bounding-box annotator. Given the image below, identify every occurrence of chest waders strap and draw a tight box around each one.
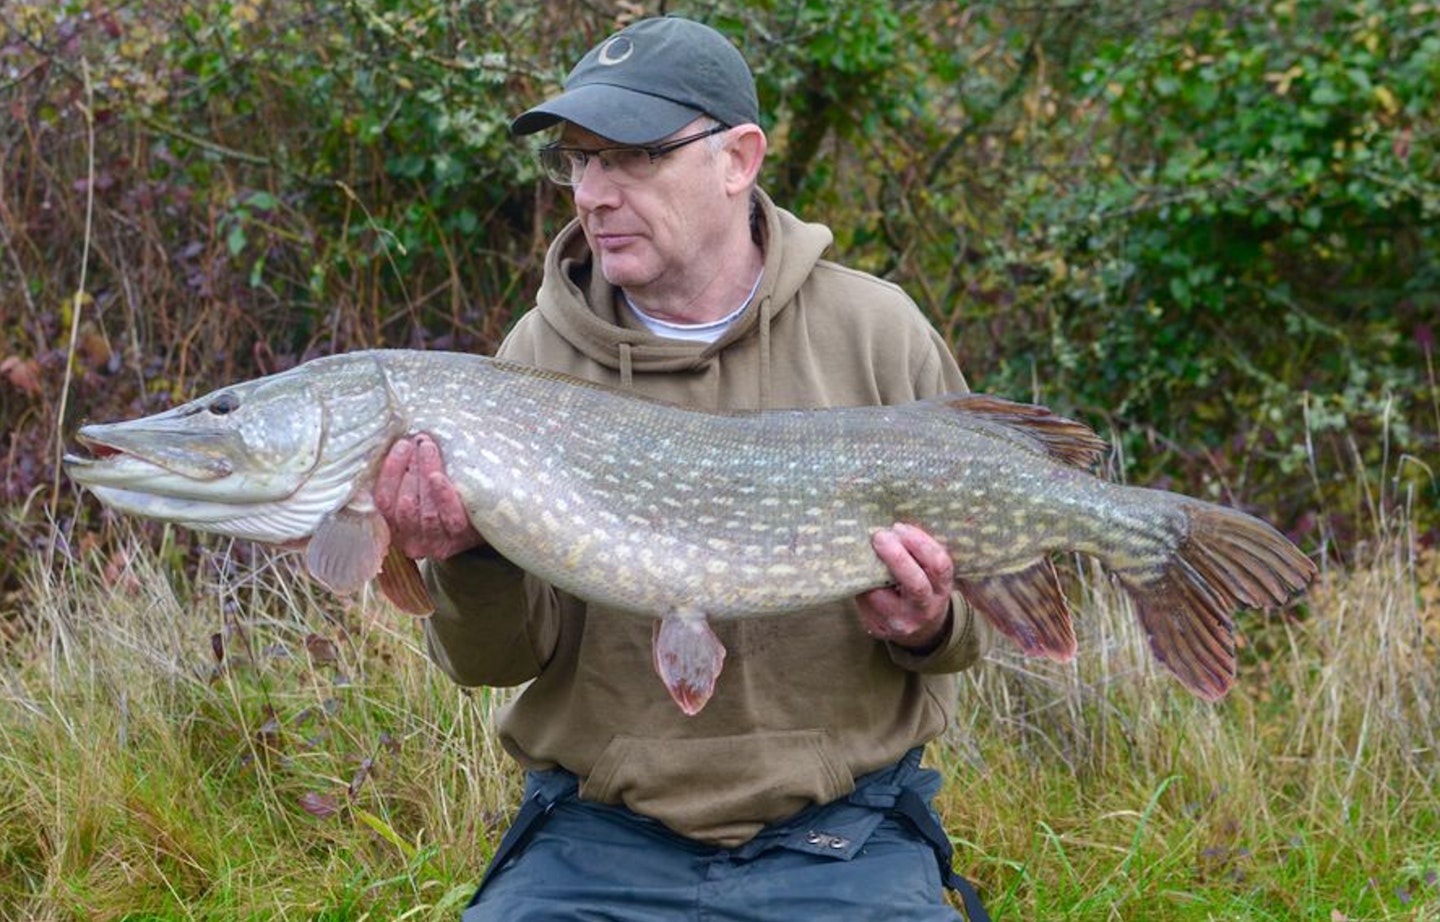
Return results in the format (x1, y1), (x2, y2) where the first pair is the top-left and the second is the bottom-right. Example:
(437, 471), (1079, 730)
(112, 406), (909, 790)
(468, 773), (577, 907)
(891, 786), (992, 922)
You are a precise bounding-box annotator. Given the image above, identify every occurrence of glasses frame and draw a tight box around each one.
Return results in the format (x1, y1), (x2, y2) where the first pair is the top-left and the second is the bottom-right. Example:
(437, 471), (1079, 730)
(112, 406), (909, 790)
(538, 123), (730, 187)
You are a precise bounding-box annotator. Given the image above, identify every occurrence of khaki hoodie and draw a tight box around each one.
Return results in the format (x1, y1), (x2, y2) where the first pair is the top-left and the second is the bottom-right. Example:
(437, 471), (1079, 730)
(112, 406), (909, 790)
(422, 190), (987, 847)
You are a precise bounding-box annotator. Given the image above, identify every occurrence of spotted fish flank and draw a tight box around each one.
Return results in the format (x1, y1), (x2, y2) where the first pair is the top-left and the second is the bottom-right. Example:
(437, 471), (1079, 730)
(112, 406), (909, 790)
(64, 349), (1317, 714)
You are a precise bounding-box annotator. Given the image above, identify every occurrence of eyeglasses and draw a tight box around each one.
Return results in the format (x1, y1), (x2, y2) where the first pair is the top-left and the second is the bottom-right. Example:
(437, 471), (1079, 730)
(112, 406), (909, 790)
(538, 124), (729, 187)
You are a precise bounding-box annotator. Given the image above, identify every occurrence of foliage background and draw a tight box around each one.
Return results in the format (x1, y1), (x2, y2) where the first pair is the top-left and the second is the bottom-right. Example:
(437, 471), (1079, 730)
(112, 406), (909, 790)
(0, 0), (1437, 919)
(3, 0), (1436, 564)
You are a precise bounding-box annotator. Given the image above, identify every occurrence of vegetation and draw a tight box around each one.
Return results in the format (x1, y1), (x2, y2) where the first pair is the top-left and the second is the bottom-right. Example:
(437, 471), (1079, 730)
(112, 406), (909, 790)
(1, 486), (1435, 919)
(1, 1), (1437, 919)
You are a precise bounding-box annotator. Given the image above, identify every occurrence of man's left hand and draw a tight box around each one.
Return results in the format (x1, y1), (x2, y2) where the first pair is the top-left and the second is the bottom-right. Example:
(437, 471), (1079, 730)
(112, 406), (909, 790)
(857, 522), (954, 652)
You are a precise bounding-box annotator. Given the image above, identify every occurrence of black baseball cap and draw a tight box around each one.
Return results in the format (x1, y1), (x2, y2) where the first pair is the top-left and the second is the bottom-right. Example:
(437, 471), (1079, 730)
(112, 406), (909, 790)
(511, 16), (760, 145)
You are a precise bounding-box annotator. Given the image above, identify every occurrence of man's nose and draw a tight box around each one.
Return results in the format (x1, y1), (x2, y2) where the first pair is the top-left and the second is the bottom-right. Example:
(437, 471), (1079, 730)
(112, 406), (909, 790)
(572, 158), (622, 210)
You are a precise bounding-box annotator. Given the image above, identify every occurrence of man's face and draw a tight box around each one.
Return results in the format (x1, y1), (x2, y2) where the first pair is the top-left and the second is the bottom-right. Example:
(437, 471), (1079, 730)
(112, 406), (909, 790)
(560, 119), (735, 295)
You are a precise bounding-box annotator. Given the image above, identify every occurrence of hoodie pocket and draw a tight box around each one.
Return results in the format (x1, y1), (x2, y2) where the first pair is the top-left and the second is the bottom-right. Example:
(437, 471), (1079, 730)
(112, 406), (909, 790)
(579, 729), (854, 846)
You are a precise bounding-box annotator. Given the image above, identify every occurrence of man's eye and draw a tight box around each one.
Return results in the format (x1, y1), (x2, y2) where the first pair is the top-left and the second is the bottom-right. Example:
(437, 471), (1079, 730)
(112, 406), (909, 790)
(608, 148), (649, 169)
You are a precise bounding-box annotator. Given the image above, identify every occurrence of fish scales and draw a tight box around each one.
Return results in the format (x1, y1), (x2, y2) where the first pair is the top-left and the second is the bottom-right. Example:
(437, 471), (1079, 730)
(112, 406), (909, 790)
(399, 357), (1074, 616)
(64, 348), (1316, 713)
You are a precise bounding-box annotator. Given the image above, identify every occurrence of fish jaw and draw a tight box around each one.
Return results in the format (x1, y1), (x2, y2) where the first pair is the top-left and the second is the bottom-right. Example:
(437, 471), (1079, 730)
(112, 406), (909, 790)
(70, 424), (239, 483)
(64, 383), (326, 541)
(64, 427), (309, 509)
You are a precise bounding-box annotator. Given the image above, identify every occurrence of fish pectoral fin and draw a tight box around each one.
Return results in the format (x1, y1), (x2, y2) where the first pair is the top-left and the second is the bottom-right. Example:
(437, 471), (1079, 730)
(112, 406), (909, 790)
(652, 611), (727, 717)
(305, 506), (391, 595)
(377, 545), (435, 616)
(957, 558), (1077, 661)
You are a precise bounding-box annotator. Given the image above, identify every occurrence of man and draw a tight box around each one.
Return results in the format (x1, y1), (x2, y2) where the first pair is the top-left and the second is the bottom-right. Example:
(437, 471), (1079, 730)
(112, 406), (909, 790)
(374, 15), (991, 921)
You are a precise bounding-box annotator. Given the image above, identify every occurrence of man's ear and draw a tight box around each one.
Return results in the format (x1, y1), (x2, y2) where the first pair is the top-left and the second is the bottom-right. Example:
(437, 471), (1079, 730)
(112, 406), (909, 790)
(723, 125), (768, 195)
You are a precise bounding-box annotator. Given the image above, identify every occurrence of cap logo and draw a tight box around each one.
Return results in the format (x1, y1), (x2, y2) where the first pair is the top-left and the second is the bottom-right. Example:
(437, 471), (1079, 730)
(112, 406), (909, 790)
(597, 36), (634, 66)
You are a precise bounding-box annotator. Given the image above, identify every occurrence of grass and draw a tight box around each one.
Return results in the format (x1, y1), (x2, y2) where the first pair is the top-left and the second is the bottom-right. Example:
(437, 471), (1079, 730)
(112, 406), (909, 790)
(0, 532), (518, 920)
(939, 520), (1440, 920)
(1, 509), (1436, 920)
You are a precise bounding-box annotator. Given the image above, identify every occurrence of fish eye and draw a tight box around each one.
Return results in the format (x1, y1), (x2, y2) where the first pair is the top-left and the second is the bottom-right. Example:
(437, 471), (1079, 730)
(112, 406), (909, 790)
(208, 392), (241, 415)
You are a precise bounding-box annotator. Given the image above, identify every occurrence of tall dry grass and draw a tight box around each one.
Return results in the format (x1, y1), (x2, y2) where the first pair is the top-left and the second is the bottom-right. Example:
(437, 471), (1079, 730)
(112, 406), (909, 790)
(937, 474), (1439, 919)
(1, 472), (1436, 919)
(1, 527), (519, 920)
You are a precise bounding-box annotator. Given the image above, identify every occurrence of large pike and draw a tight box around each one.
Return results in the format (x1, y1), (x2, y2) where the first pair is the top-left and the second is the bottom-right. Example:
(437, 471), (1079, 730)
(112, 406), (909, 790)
(65, 350), (1315, 713)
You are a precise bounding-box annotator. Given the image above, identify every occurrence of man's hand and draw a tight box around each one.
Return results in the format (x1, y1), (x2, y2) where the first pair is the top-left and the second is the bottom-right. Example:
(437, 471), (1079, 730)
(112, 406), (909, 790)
(857, 522), (954, 652)
(372, 434), (484, 560)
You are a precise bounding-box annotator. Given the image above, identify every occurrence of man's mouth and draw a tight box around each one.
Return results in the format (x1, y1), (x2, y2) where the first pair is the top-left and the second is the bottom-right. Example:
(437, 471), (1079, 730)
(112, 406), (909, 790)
(595, 232), (639, 248)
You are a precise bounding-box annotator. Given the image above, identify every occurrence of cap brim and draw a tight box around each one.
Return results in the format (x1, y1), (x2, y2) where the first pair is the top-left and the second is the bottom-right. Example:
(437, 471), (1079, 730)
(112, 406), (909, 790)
(510, 83), (704, 144)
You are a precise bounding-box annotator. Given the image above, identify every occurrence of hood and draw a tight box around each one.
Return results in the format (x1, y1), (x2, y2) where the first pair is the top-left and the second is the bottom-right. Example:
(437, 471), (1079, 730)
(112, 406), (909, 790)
(532, 188), (833, 376)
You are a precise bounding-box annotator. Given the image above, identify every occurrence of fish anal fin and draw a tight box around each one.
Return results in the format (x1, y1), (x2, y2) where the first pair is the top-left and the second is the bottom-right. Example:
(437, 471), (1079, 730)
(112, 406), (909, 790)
(957, 558), (1076, 661)
(940, 393), (1108, 469)
(306, 505), (390, 595)
(377, 545), (435, 616)
(652, 611), (727, 716)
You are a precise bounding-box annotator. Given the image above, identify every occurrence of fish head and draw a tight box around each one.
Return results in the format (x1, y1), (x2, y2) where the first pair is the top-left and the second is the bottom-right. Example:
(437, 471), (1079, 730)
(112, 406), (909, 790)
(65, 354), (403, 543)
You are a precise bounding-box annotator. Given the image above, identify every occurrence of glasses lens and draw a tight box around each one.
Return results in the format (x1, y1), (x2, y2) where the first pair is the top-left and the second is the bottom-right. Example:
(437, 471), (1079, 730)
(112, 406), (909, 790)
(538, 147), (580, 185)
(537, 125), (726, 187)
(605, 148), (653, 179)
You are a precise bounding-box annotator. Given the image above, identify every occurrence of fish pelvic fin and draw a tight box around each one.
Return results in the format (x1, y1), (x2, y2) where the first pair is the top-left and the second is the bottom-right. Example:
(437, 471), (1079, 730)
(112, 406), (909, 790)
(377, 544), (435, 616)
(940, 394), (1108, 469)
(306, 504), (391, 595)
(1113, 502), (1317, 701)
(653, 611), (727, 716)
(957, 558), (1077, 661)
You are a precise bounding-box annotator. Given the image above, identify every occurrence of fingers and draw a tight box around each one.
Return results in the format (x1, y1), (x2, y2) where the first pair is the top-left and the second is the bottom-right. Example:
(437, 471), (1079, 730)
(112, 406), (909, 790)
(409, 436), (443, 537)
(431, 470), (475, 537)
(372, 436), (415, 517)
(414, 436), (474, 538)
(857, 523), (954, 650)
(872, 522), (952, 597)
(373, 435), (482, 560)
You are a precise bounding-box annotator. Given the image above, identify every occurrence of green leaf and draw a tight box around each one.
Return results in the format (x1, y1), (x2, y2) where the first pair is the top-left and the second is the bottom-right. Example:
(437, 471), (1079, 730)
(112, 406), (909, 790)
(1168, 275), (1192, 307)
(353, 807), (417, 862)
(226, 222), (247, 257)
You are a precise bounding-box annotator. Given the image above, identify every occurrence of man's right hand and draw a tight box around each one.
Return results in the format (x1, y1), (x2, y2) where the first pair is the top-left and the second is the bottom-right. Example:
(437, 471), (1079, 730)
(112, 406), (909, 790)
(373, 434), (484, 560)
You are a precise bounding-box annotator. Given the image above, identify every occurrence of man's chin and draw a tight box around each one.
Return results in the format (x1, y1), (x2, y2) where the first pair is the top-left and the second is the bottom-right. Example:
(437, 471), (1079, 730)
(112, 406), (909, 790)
(597, 257), (656, 292)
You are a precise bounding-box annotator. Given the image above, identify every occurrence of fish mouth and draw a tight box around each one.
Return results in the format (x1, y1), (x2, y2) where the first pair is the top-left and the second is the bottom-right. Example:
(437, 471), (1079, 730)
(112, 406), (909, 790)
(63, 425), (314, 534)
(65, 426), (236, 486)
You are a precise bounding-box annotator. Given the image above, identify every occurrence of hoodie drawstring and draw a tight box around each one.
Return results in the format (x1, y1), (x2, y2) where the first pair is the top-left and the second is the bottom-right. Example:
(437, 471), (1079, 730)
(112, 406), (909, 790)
(758, 295), (773, 409)
(618, 342), (634, 390)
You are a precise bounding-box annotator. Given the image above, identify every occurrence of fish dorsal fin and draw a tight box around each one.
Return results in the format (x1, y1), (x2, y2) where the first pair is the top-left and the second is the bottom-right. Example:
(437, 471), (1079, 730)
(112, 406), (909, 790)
(938, 393), (1108, 469)
(305, 502), (390, 595)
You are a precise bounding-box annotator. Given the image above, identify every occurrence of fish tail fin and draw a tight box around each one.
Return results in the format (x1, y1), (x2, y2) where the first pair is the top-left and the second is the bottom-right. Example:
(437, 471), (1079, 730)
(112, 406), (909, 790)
(938, 394), (1109, 469)
(1113, 502), (1317, 700)
(957, 558), (1077, 661)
